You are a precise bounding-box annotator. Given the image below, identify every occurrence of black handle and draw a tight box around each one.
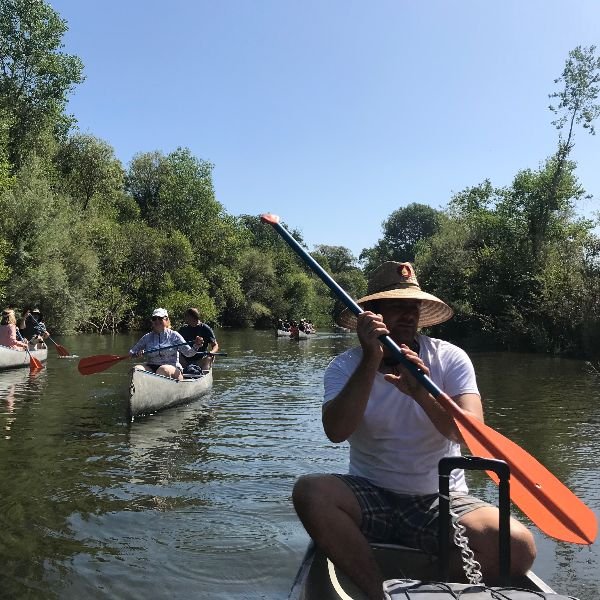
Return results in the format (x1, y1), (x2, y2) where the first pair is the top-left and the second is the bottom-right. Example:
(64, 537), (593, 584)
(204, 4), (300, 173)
(438, 456), (511, 585)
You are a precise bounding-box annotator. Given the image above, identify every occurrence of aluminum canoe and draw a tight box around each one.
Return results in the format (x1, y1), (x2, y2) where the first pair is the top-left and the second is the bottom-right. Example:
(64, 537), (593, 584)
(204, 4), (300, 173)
(128, 367), (213, 418)
(0, 344), (48, 370)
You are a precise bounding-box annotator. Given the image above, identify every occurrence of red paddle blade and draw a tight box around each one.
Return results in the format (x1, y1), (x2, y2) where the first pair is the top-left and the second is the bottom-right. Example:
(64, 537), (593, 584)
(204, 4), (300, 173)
(29, 356), (44, 371)
(55, 344), (70, 357)
(78, 354), (129, 375)
(450, 403), (597, 545)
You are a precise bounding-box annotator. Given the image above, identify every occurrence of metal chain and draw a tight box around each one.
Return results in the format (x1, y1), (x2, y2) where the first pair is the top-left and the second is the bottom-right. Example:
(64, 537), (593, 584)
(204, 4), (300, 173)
(448, 501), (483, 584)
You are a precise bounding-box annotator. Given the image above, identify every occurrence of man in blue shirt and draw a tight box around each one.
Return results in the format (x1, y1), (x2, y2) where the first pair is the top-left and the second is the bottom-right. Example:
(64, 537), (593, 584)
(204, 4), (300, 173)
(178, 308), (219, 372)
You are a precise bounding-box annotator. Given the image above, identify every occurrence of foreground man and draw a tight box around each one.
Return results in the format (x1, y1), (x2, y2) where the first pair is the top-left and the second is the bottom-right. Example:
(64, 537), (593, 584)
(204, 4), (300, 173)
(292, 262), (536, 600)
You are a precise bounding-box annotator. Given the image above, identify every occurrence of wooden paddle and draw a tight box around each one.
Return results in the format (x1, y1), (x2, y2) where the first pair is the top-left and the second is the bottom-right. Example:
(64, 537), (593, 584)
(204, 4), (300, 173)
(78, 344), (226, 376)
(261, 212), (597, 545)
(27, 313), (71, 357)
(15, 328), (44, 372)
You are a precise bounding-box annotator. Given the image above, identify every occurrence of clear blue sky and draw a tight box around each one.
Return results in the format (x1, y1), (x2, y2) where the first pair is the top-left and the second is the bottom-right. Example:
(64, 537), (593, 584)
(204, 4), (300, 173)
(49, 0), (600, 258)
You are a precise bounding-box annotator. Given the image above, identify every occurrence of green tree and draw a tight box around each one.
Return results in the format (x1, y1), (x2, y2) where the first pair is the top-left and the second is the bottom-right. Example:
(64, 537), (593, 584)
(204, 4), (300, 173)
(0, 0), (84, 168)
(360, 203), (443, 272)
(54, 133), (124, 210)
(0, 158), (99, 332)
(312, 244), (357, 273)
(125, 151), (169, 219)
(537, 45), (600, 259)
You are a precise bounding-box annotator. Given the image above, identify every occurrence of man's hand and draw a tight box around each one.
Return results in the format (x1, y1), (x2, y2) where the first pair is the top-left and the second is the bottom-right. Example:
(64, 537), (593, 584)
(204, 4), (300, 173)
(383, 344), (429, 399)
(356, 311), (388, 364)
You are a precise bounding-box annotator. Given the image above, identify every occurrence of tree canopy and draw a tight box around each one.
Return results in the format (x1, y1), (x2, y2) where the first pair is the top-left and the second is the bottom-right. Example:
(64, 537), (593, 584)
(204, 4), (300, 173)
(0, 4), (598, 357)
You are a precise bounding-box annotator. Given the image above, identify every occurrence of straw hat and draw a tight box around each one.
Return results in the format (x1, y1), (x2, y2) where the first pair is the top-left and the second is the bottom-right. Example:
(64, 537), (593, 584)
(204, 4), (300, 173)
(336, 261), (453, 329)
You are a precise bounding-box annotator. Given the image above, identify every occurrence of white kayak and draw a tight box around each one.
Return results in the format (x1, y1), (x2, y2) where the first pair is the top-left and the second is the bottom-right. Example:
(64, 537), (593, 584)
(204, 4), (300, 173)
(0, 343), (48, 370)
(128, 367), (213, 418)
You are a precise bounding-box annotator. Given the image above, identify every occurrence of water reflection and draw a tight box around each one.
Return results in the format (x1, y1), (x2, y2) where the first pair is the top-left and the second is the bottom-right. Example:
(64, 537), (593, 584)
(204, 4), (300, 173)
(0, 333), (597, 599)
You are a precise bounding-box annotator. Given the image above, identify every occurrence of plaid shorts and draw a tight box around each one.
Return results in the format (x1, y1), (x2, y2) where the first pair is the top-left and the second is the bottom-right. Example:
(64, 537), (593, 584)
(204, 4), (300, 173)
(334, 474), (492, 554)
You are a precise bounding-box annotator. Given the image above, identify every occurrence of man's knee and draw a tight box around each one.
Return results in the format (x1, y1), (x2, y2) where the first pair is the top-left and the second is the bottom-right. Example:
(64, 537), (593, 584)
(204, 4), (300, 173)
(459, 508), (537, 577)
(292, 474), (323, 512)
(510, 525), (536, 575)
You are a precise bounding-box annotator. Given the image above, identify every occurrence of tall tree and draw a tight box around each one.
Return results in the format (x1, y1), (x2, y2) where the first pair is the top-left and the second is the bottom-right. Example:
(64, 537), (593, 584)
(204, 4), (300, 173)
(125, 151), (169, 220)
(360, 203), (443, 273)
(535, 45), (600, 259)
(0, 0), (84, 169)
(54, 133), (124, 210)
(312, 244), (357, 273)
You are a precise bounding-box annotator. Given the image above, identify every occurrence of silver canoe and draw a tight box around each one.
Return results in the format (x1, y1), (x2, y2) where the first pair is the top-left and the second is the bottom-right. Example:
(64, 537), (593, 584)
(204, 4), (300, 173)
(128, 367), (213, 418)
(291, 330), (313, 340)
(288, 542), (558, 600)
(0, 344), (48, 370)
(277, 329), (291, 337)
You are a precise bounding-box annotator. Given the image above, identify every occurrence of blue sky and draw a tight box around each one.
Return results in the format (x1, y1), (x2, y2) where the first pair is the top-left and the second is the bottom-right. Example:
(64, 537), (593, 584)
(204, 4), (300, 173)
(49, 0), (600, 258)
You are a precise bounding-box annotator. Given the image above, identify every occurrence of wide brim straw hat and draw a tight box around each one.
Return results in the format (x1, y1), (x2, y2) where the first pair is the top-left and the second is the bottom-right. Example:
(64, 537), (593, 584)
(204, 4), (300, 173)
(336, 261), (454, 329)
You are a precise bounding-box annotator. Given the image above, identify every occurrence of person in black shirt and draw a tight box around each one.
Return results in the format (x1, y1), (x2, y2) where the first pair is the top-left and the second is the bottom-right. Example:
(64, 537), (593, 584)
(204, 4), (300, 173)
(178, 308), (219, 372)
(19, 308), (50, 347)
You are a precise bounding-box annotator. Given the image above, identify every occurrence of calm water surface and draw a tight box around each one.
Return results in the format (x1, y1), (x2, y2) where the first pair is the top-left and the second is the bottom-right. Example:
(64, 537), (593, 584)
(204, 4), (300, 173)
(0, 330), (598, 599)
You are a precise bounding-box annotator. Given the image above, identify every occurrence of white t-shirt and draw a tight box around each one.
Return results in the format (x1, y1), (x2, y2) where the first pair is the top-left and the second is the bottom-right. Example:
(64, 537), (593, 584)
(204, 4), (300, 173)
(323, 335), (479, 495)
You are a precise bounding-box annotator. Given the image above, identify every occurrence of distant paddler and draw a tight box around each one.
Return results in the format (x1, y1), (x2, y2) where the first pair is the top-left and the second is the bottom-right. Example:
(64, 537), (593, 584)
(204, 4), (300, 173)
(178, 307), (219, 372)
(0, 309), (29, 351)
(18, 308), (50, 348)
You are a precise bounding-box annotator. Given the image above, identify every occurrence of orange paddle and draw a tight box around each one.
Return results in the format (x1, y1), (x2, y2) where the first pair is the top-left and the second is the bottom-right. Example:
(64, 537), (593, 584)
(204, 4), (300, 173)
(78, 344), (226, 376)
(261, 212), (597, 545)
(78, 353), (131, 375)
(16, 329), (44, 371)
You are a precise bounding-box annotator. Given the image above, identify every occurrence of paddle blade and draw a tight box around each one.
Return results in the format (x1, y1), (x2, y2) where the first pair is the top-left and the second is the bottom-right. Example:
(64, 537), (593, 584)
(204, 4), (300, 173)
(455, 410), (597, 545)
(78, 354), (129, 375)
(29, 355), (44, 372)
(55, 343), (71, 357)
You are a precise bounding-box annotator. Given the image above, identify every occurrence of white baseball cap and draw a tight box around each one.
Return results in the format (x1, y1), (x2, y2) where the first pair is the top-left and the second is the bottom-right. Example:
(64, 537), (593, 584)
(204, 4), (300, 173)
(151, 308), (168, 318)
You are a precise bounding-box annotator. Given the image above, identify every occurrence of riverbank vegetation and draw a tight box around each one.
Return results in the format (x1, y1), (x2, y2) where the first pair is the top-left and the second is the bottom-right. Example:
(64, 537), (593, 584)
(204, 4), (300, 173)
(0, 1), (598, 357)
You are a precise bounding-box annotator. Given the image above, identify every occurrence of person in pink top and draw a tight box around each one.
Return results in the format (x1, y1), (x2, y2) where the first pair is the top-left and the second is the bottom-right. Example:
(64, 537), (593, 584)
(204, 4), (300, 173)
(0, 309), (28, 350)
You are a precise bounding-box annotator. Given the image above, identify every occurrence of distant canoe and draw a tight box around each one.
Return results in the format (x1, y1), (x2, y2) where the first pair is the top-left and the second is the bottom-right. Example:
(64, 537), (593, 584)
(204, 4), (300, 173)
(277, 329), (291, 337)
(290, 330), (316, 340)
(128, 367), (213, 418)
(0, 344), (48, 370)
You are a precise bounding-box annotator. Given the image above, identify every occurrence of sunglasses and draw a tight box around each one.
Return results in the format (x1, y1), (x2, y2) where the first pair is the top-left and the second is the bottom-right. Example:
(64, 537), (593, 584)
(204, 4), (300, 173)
(151, 316), (166, 321)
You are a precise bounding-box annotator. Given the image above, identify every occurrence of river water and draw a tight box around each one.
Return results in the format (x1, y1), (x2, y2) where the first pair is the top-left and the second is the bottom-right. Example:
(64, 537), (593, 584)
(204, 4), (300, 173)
(0, 330), (598, 599)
